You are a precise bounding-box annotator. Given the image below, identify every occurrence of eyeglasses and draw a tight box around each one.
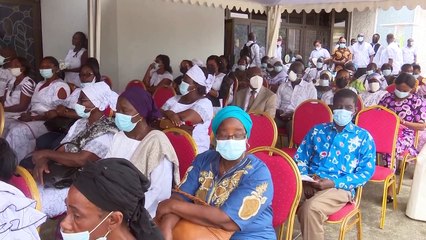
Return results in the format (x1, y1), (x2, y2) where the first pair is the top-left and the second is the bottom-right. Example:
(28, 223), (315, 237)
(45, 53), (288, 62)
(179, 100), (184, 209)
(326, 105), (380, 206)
(216, 133), (247, 141)
(79, 73), (94, 78)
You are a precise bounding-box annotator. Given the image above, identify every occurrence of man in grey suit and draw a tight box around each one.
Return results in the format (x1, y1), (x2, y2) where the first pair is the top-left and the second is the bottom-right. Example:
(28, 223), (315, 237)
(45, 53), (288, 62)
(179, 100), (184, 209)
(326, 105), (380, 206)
(233, 67), (277, 118)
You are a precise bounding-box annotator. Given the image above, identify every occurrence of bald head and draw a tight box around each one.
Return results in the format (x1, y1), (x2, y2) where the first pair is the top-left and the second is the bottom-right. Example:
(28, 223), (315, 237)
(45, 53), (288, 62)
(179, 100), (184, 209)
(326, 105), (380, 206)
(247, 67), (262, 79)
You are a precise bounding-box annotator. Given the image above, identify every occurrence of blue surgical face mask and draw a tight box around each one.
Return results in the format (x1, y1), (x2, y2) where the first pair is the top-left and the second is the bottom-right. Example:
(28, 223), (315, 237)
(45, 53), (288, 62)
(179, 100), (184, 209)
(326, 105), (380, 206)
(333, 109), (353, 127)
(316, 62), (323, 69)
(382, 69), (392, 77)
(74, 103), (94, 118)
(115, 112), (140, 132)
(394, 89), (411, 99)
(40, 68), (54, 79)
(179, 81), (191, 95)
(261, 63), (267, 69)
(216, 139), (247, 161)
(61, 212), (113, 240)
(339, 43), (346, 48)
(267, 67), (274, 72)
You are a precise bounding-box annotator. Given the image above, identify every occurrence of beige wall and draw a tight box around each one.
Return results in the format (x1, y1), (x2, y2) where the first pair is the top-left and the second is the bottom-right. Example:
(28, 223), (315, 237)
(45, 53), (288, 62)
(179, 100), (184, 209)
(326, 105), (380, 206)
(100, 0), (119, 87)
(350, 9), (377, 42)
(41, 0), (88, 60)
(114, 0), (224, 91)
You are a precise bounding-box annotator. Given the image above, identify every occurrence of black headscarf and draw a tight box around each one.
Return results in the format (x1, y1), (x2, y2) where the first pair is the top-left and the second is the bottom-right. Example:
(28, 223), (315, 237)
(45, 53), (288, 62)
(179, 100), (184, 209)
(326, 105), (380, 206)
(73, 158), (163, 240)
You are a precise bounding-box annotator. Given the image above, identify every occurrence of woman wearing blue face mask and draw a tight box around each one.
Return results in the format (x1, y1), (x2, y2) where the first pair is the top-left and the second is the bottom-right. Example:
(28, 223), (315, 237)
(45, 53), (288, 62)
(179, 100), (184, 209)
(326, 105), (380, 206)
(379, 73), (426, 171)
(29, 81), (118, 218)
(155, 106), (275, 240)
(161, 65), (213, 153)
(107, 86), (180, 218)
(3, 56), (70, 162)
(61, 158), (164, 240)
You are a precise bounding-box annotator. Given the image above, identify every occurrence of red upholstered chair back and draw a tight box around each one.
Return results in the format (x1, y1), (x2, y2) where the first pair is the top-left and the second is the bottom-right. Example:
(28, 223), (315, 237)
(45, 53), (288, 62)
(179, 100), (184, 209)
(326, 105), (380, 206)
(249, 147), (302, 240)
(8, 166), (42, 210)
(355, 105), (399, 167)
(248, 112), (277, 150)
(153, 86), (176, 109)
(126, 79), (146, 90)
(290, 100), (332, 147)
(163, 128), (198, 180)
(386, 84), (396, 93)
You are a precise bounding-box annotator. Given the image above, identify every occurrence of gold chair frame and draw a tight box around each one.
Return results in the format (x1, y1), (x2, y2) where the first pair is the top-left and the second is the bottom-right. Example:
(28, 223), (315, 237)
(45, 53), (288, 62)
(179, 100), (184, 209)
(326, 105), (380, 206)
(397, 130), (420, 194)
(248, 146), (302, 240)
(15, 166), (42, 211)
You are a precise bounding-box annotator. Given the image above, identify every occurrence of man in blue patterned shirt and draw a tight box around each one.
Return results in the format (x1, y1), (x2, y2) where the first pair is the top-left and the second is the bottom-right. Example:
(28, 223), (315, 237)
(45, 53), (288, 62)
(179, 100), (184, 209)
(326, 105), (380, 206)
(294, 89), (376, 240)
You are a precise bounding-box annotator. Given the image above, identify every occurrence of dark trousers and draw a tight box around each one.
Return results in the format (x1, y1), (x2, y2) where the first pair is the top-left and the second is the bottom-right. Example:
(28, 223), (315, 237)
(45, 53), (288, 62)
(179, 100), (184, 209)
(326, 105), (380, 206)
(354, 68), (366, 79)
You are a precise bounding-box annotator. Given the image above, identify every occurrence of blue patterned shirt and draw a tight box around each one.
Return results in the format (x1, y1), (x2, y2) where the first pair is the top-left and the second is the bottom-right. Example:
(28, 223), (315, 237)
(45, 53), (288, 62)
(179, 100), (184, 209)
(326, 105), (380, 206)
(294, 122), (376, 196)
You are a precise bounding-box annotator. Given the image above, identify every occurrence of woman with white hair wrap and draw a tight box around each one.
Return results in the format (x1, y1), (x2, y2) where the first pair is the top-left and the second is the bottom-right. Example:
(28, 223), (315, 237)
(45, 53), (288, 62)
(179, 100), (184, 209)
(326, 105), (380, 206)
(30, 81), (119, 217)
(161, 65), (213, 153)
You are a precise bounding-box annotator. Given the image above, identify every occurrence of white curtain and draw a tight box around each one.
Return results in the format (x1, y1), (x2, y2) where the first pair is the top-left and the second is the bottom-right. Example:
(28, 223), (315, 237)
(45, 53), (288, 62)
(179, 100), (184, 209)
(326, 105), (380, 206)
(266, 5), (284, 57)
(88, 0), (101, 61)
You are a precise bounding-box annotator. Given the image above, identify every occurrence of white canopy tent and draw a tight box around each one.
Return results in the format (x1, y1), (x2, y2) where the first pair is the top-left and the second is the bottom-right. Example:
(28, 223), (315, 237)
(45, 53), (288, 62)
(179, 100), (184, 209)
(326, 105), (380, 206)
(169, 0), (426, 56)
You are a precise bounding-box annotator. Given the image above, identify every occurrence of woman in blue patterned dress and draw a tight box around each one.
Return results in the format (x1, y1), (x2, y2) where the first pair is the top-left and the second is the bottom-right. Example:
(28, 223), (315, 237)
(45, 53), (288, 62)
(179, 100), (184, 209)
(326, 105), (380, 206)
(155, 106), (276, 240)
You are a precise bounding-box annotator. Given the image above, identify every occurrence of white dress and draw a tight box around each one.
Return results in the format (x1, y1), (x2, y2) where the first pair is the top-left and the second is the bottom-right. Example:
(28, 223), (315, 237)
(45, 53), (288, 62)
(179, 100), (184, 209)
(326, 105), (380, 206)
(4, 76), (36, 118)
(64, 48), (87, 87)
(406, 145), (426, 221)
(4, 79), (70, 161)
(0, 68), (14, 98)
(0, 181), (46, 240)
(162, 96), (213, 153)
(38, 118), (114, 217)
(149, 69), (173, 87)
(359, 90), (388, 107)
(106, 131), (173, 218)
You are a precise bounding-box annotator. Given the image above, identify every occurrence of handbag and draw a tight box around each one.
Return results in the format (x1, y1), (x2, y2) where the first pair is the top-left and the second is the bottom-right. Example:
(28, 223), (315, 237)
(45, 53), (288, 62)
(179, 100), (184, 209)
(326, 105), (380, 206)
(171, 189), (235, 240)
(44, 117), (77, 133)
(42, 142), (80, 189)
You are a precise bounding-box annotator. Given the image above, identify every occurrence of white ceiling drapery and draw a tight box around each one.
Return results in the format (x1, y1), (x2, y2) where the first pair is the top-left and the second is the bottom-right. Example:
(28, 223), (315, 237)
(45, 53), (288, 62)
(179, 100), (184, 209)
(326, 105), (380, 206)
(167, 0), (426, 13)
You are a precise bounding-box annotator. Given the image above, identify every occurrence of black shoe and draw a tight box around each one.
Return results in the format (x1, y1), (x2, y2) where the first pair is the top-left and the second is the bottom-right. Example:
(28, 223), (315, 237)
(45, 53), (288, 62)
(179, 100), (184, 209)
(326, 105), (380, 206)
(387, 196), (393, 203)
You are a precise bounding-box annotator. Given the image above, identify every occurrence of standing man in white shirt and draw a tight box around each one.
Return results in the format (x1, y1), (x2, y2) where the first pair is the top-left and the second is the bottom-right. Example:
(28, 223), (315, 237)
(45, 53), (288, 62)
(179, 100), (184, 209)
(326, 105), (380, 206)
(275, 35), (283, 61)
(380, 33), (403, 75)
(402, 38), (417, 64)
(242, 32), (261, 68)
(309, 40), (331, 61)
(351, 33), (375, 79)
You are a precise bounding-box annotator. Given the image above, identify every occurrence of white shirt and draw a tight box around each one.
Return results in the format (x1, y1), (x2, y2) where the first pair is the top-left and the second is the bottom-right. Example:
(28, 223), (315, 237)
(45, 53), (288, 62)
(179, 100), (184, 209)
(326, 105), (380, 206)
(162, 96), (213, 153)
(210, 72), (226, 91)
(402, 46), (417, 64)
(275, 45), (282, 60)
(4, 76), (36, 114)
(303, 68), (324, 83)
(0, 68), (14, 98)
(321, 90), (334, 105)
(351, 42), (375, 68)
(309, 48), (331, 60)
(359, 90), (388, 107)
(64, 48), (86, 87)
(245, 40), (261, 67)
(276, 80), (317, 114)
(243, 88), (260, 111)
(380, 42), (403, 75)
(149, 69), (173, 87)
(269, 68), (288, 85)
(106, 131), (173, 218)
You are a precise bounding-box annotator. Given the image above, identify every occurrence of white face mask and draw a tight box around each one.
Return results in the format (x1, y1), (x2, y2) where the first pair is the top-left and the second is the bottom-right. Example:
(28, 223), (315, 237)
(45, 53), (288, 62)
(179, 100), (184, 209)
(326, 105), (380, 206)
(382, 69), (392, 77)
(238, 65), (246, 71)
(413, 74), (420, 79)
(274, 66), (283, 72)
(316, 62), (323, 69)
(249, 75), (263, 89)
(319, 79), (330, 86)
(366, 70), (374, 75)
(315, 46), (321, 51)
(81, 79), (96, 88)
(61, 212), (113, 240)
(358, 36), (364, 42)
(369, 82), (380, 92)
(288, 70), (298, 82)
(9, 67), (22, 77)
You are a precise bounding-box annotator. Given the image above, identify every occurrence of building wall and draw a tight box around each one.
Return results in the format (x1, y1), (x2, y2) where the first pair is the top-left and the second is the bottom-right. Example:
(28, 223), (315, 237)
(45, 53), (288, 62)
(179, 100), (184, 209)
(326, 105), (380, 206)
(114, 0), (224, 90)
(350, 9), (376, 42)
(40, 0), (88, 60)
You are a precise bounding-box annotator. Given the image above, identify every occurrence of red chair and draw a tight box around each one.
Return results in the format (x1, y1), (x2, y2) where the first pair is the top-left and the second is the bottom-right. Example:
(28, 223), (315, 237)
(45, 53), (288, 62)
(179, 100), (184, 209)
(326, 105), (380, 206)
(281, 100), (332, 158)
(101, 75), (113, 88)
(126, 79), (146, 90)
(248, 112), (278, 150)
(355, 105), (399, 229)
(153, 86), (176, 109)
(326, 187), (363, 240)
(386, 84), (395, 93)
(163, 128), (198, 180)
(248, 147), (302, 240)
(8, 166), (42, 211)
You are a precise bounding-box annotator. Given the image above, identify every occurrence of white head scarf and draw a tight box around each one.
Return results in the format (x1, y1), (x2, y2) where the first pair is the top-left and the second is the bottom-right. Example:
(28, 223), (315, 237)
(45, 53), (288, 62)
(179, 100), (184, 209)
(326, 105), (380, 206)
(186, 65), (212, 93)
(191, 58), (205, 68)
(82, 81), (119, 111)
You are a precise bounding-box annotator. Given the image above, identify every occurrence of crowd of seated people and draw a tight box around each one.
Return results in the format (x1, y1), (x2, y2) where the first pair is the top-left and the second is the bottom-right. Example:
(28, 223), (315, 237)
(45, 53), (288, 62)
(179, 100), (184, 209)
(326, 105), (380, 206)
(1, 30), (426, 240)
